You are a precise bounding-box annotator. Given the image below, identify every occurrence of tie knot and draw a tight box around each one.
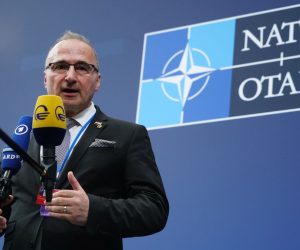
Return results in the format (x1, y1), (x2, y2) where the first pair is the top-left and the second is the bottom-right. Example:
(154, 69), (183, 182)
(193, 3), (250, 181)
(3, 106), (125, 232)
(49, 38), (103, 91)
(67, 118), (78, 129)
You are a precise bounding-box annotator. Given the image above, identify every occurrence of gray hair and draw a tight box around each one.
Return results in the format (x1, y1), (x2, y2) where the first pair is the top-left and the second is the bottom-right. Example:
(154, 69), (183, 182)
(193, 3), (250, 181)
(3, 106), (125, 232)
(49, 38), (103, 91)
(45, 30), (100, 69)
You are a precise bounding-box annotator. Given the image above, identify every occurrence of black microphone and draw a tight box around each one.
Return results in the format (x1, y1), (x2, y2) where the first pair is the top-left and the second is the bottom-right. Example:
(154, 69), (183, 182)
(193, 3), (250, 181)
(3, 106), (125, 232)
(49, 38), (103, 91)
(0, 116), (32, 202)
(32, 95), (66, 202)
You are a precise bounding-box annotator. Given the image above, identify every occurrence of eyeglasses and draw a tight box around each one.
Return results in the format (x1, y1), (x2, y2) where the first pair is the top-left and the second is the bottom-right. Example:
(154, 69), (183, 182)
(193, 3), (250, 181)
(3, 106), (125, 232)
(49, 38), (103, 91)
(46, 61), (99, 75)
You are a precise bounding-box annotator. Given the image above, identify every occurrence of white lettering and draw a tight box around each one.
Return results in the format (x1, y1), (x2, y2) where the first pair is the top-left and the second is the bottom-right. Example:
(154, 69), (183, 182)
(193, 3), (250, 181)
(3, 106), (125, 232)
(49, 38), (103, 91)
(239, 72), (300, 101)
(264, 24), (285, 48)
(242, 26), (266, 51)
(239, 77), (262, 101)
(241, 19), (300, 51)
(281, 20), (300, 44)
(2, 154), (20, 160)
(278, 72), (300, 96)
(263, 73), (282, 98)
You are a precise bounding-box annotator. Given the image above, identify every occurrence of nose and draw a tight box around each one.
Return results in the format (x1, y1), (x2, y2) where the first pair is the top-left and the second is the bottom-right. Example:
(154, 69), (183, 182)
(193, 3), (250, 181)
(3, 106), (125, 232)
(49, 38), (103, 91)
(65, 65), (77, 83)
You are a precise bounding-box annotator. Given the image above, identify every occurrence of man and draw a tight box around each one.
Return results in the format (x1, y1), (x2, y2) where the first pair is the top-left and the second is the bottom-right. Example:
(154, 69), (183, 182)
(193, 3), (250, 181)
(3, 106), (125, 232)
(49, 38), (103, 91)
(1, 31), (168, 250)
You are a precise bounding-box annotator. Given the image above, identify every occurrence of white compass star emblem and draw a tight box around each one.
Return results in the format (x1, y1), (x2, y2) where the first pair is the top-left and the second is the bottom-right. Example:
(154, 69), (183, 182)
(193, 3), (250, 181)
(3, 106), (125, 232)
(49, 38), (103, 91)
(158, 43), (215, 107)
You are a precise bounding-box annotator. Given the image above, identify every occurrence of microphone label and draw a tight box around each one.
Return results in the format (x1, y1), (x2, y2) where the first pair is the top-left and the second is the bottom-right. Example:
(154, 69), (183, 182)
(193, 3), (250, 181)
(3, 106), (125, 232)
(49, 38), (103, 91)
(33, 95), (66, 129)
(2, 153), (20, 160)
(14, 124), (29, 135)
(32, 95), (67, 146)
(34, 105), (50, 120)
(55, 106), (66, 122)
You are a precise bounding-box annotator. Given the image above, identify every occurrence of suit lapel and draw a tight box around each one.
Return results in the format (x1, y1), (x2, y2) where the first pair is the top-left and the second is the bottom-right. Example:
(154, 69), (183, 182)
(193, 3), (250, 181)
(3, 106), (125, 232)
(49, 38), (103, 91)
(56, 107), (108, 187)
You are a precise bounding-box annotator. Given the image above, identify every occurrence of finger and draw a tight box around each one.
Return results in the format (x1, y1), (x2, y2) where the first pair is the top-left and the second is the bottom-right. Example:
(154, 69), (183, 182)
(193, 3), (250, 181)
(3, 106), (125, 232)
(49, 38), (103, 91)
(52, 190), (74, 199)
(1, 195), (14, 207)
(46, 197), (70, 207)
(67, 171), (83, 191)
(46, 204), (71, 214)
(0, 216), (7, 229)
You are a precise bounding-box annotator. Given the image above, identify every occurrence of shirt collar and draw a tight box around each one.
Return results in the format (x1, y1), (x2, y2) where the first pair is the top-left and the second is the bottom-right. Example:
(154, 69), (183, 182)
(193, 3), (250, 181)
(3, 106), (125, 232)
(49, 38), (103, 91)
(69, 102), (96, 127)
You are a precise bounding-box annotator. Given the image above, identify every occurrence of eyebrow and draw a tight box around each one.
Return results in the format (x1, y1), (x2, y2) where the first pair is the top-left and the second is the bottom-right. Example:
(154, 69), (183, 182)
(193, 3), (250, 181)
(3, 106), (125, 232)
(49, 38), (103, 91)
(52, 60), (90, 64)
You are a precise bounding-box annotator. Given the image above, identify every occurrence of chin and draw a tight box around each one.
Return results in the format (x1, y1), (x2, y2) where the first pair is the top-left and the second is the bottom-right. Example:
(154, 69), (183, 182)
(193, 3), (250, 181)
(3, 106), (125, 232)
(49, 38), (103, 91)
(64, 103), (85, 116)
(63, 101), (78, 108)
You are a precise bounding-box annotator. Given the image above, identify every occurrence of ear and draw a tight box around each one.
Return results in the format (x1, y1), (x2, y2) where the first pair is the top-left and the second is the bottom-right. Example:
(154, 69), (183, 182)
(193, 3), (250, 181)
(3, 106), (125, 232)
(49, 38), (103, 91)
(95, 73), (101, 91)
(43, 71), (48, 89)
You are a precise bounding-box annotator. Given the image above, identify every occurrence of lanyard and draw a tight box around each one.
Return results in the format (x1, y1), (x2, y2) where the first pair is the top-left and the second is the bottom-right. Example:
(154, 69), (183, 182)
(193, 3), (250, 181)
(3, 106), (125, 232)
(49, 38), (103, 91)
(56, 114), (95, 178)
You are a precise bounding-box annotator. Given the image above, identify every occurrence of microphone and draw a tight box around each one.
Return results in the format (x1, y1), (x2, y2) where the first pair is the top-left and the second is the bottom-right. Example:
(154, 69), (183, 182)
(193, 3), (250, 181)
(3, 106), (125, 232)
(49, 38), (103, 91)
(32, 95), (66, 202)
(0, 116), (32, 202)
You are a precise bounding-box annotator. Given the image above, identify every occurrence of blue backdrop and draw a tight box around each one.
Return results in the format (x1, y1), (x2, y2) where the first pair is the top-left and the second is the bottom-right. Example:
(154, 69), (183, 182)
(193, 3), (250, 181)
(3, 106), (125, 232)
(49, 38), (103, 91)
(1, 1), (300, 249)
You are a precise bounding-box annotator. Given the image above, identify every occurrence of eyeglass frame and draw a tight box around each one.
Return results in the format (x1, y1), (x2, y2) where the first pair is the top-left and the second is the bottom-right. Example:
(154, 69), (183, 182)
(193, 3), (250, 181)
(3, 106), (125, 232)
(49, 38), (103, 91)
(45, 60), (99, 75)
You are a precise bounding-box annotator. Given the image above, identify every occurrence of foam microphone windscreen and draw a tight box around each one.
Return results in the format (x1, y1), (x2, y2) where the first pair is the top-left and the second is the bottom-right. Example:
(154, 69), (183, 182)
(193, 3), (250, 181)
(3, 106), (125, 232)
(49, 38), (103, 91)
(32, 95), (66, 146)
(2, 116), (33, 174)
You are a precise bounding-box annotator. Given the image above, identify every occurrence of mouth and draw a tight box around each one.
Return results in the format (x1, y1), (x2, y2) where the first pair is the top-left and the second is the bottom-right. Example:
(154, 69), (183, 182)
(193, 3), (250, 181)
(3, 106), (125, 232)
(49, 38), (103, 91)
(61, 88), (79, 97)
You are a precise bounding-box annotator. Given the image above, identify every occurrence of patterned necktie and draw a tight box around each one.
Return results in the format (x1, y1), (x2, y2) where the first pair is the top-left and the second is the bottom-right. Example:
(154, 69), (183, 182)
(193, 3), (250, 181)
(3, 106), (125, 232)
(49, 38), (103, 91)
(56, 118), (78, 167)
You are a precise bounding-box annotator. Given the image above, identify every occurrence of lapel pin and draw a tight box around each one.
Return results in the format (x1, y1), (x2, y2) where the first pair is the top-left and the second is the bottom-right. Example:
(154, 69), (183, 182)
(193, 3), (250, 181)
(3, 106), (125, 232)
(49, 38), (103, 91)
(94, 121), (103, 128)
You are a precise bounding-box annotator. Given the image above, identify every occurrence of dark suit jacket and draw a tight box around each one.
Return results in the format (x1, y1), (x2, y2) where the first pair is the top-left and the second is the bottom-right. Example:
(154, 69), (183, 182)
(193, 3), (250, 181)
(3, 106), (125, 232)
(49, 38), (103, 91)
(2, 106), (169, 250)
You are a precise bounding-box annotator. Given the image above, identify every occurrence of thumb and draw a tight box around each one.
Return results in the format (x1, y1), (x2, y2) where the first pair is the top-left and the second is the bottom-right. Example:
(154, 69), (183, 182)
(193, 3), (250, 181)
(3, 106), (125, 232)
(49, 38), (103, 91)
(67, 171), (83, 191)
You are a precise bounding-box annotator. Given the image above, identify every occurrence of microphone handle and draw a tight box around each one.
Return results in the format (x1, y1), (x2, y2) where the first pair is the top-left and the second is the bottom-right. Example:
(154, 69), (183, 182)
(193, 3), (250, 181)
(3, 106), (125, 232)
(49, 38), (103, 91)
(42, 147), (56, 165)
(0, 128), (46, 176)
(2, 170), (11, 179)
(41, 146), (57, 202)
(0, 170), (12, 203)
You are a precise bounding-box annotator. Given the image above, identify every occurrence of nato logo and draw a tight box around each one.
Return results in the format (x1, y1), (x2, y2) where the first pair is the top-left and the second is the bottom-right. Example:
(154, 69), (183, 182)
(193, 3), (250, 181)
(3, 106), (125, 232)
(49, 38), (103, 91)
(136, 4), (300, 129)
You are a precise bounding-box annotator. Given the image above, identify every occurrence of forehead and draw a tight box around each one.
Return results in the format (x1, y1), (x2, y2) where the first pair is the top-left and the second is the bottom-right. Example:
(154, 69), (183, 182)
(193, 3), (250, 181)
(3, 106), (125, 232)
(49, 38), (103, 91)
(47, 39), (96, 63)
